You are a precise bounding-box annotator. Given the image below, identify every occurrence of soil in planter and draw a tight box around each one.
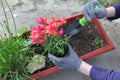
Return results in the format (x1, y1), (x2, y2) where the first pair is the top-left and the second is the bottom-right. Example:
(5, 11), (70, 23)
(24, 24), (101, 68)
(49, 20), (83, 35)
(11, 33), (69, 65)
(32, 20), (107, 74)
(66, 21), (107, 56)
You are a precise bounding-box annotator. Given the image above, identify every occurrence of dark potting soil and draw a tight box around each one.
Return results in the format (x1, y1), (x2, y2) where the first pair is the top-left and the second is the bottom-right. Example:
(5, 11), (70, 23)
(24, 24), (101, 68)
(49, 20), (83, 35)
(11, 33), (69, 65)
(68, 22), (106, 56)
(32, 21), (106, 74)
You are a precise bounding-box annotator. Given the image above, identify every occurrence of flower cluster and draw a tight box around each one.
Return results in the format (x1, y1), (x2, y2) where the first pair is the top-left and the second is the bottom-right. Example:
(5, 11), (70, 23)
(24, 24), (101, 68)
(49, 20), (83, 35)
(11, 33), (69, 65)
(29, 17), (66, 44)
(29, 17), (69, 56)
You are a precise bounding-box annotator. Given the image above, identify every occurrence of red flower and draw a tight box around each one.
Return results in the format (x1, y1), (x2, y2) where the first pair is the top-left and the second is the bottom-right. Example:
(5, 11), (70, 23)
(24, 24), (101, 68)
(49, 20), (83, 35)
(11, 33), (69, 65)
(58, 28), (64, 36)
(37, 17), (49, 25)
(29, 25), (47, 44)
(30, 17), (67, 45)
(39, 39), (45, 44)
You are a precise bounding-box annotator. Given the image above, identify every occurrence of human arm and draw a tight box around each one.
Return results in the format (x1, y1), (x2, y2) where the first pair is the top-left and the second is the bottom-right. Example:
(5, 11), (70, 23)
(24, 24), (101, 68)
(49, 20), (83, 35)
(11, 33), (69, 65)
(89, 66), (120, 80)
(106, 7), (115, 18)
(78, 61), (92, 76)
(107, 3), (120, 20)
(78, 61), (120, 80)
(83, 0), (120, 21)
(48, 44), (120, 80)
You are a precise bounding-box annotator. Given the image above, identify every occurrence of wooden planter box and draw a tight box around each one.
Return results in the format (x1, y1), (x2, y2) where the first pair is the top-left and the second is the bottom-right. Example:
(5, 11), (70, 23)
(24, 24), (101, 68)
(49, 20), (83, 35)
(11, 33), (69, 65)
(29, 13), (115, 80)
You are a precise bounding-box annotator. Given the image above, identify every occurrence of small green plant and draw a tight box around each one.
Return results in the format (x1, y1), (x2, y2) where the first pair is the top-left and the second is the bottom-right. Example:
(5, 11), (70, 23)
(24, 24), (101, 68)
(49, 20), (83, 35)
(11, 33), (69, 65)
(0, 0), (39, 79)
(0, 36), (35, 80)
(91, 37), (105, 47)
(0, 0), (17, 36)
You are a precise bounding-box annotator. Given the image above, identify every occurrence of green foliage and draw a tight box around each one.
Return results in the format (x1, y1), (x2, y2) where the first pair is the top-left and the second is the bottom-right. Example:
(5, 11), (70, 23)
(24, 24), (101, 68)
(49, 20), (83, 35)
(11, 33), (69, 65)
(98, 0), (111, 7)
(0, 1), (34, 78)
(42, 35), (70, 56)
(76, 0), (91, 4)
(72, 0), (120, 7)
(0, 0), (17, 36)
(0, 36), (34, 80)
(99, 0), (120, 7)
(17, 27), (27, 37)
(91, 37), (105, 47)
(77, 0), (120, 7)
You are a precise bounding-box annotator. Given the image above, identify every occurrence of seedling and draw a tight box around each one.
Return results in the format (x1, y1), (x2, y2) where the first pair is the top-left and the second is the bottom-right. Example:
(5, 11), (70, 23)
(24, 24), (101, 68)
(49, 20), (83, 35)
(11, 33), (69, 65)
(91, 37), (106, 47)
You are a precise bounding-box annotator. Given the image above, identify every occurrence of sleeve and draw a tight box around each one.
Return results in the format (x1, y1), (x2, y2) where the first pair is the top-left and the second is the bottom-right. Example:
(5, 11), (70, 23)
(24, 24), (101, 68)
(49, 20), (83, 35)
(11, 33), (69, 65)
(90, 66), (120, 80)
(107, 3), (120, 20)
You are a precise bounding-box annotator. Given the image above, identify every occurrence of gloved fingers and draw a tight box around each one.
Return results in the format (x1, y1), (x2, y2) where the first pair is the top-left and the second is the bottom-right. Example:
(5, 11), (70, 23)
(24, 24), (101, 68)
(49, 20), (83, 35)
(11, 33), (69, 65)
(88, 0), (101, 19)
(86, 4), (95, 21)
(68, 44), (78, 56)
(56, 62), (73, 71)
(83, 0), (101, 22)
(89, 0), (99, 9)
(89, 1), (97, 18)
(55, 62), (65, 69)
(83, 6), (92, 22)
(48, 53), (64, 62)
(51, 61), (65, 69)
(93, 0), (104, 10)
(95, 8), (101, 16)
(67, 44), (76, 53)
(49, 57), (64, 69)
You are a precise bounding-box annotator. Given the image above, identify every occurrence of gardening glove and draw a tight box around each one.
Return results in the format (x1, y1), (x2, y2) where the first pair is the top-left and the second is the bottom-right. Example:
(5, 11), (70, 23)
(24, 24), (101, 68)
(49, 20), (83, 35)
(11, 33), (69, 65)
(48, 44), (82, 71)
(83, 0), (107, 22)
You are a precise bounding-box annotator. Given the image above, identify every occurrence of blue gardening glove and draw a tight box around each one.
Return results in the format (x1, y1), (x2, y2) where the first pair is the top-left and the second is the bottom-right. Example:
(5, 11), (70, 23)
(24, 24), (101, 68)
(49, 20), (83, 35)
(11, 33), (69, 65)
(48, 44), (82, 71)
(83, 0), (107, 22)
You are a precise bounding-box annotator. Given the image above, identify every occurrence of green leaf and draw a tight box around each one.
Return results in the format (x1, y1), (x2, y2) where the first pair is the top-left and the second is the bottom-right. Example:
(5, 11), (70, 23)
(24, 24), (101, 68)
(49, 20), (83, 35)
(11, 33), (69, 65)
(24, 39), (32, 46)
(0, 54), (6, 63)
(17, 27), (27, 37)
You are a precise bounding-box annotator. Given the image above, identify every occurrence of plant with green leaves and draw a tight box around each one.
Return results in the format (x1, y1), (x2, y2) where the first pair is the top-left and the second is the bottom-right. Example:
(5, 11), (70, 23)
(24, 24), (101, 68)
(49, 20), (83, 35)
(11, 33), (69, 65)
(0, 0), (40, 79)
(0, 36), (35, 80)
(91, 37), (106, 47)
(0, 0), (17, 36)
(29, 17), (69, 57)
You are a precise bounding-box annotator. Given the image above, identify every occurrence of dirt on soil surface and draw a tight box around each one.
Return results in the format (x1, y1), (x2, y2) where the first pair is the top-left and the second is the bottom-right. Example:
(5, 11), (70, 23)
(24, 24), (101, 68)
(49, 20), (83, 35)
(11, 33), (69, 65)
(68, 21), (106, 56)
(32, 21), (106, 74)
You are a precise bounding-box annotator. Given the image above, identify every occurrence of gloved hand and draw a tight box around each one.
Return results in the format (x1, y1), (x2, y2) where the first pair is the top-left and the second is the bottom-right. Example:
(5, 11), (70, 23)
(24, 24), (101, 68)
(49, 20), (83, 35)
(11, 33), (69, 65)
(48, 44), (82, 71)
(83, 0), (107, 22)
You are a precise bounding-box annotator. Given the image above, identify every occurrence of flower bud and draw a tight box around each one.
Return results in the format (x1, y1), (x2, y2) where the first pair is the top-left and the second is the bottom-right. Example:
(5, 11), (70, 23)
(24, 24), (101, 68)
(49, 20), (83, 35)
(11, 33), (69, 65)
(58, 28), (64, 36)
(39, 39), (45, 44)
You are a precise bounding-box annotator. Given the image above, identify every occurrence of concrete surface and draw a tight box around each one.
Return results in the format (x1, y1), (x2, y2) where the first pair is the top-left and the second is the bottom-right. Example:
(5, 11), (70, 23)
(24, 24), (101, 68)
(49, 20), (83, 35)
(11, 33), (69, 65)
(0, 0), (120, 80)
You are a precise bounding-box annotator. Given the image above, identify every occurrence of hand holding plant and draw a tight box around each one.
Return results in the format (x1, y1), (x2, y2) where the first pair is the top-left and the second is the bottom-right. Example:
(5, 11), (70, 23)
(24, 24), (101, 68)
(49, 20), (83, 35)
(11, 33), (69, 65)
(29, 17), (70, 57)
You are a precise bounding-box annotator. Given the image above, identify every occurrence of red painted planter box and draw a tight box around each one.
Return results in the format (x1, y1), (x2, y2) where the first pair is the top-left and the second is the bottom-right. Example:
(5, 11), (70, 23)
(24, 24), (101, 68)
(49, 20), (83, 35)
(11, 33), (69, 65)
(29, 13), (115, 80)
